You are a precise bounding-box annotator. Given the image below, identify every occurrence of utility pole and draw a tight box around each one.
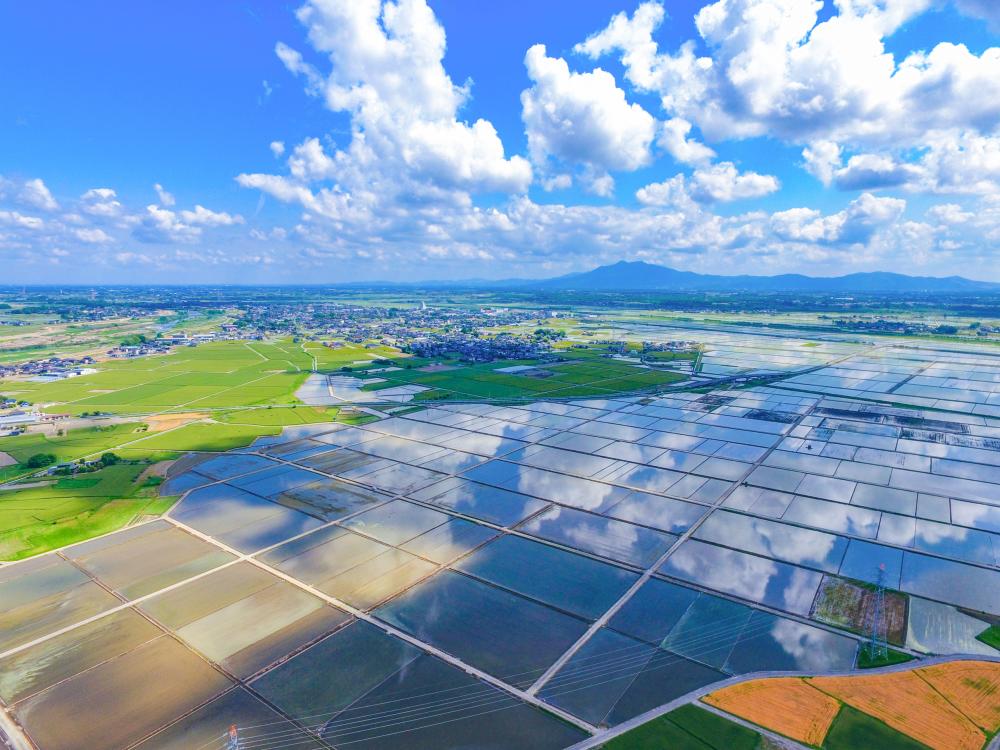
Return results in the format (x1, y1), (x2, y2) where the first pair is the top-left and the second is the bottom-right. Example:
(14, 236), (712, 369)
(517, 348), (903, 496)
(866, 563), (888, 661)
(227, 724), (241, 750)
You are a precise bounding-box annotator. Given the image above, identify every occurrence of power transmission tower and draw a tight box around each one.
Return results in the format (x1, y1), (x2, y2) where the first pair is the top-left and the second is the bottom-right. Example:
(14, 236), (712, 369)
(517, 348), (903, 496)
(866, 563), (888, 661)
(227, 724), (241, 750)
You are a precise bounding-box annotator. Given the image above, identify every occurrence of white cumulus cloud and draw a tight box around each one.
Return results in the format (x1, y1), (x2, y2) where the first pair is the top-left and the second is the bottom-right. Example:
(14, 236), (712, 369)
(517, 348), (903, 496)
(21, 179), (58, 211)
(80, 188), (123, 217)
(521, 44), (657, 177)
(251, 0), (531, 211)
(771, 192), (906, 244)
(658, 118), (716, 166)
(154, 183), (176, 206)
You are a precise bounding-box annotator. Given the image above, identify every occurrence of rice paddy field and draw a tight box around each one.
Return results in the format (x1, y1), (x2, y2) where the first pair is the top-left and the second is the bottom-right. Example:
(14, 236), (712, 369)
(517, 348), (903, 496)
(601, 704), (765, 749)
(5, 328), (1000, 749)
(0, 407), (364, 560)
(0, 463), (176, 561)
(1, 340), (320, 417)
(357, 351), (689, 402)
(0, 337), (392, 557)
(0, 309), (231, 366)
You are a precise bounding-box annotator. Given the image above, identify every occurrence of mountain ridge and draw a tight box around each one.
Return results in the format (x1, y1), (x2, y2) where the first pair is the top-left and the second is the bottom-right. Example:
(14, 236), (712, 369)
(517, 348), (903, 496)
(520, 261), (1000, 292)
(334, 260), (1000, 292)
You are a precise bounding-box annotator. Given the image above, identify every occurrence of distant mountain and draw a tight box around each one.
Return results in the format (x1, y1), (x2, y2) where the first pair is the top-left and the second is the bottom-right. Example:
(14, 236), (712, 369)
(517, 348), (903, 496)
(527, 261), (1000, 293)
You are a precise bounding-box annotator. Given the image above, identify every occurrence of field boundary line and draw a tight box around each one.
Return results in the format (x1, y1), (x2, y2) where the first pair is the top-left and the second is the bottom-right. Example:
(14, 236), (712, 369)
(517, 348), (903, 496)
(526, 400), (822, 696)
(164, 516), (599, 736)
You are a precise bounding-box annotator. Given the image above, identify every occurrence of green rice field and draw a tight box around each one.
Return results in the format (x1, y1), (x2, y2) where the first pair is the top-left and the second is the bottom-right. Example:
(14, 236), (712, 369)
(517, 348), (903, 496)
(822, 706), (927, 750)
(360, 350), (688, 402)
(0, 404), (376, 559)
(0, 423), (147, 483)
(1, 339), (394, 416)
(0, 463), (177, 561)
(602, 704), (763, 749)
(0, 340), (687, 561)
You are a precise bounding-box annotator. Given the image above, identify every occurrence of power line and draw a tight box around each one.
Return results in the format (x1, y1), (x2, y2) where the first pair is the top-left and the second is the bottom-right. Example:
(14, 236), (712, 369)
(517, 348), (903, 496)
(207, 612), (784, 750)
(236, 615), (756, 736)
(218, 609), (753, 746)
(865, 562), (888, 661)
(242, 628), (779, 750)
(232, 613), (775, 748)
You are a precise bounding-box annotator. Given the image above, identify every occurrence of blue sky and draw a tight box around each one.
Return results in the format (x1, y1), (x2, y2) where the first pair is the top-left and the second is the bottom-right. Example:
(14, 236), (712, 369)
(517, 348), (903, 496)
(2, 0), (1000, 283)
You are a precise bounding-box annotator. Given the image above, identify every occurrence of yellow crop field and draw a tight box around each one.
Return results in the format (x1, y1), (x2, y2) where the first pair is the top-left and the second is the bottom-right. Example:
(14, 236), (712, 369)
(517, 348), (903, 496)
(809, 671), (986, 750)
(145, 412), (208, 432)
(703, 660), (1000, 750)
(917, 661), (1000, 734)
(702, 677), (840, 745)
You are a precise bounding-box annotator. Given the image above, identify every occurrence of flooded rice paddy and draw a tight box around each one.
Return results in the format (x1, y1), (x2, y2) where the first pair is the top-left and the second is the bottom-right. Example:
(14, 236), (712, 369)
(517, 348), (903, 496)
(5, 332), (1000, 748)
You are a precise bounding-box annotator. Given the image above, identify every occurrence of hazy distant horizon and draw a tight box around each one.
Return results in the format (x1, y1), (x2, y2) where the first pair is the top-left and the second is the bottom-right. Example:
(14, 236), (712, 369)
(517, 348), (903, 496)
(3, 258), (1000, 290)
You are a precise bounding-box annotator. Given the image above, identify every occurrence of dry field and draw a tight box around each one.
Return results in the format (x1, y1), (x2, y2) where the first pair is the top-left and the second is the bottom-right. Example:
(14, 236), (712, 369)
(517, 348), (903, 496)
(917, 661), (1000, 734)
(702, 677), (840, 745)
(809, 669), (986, 750)
(811, 575), (908, 644)
(144, 412), (208, 432)
(136, 459), (176, 484)
(703, 660), (1000, 750)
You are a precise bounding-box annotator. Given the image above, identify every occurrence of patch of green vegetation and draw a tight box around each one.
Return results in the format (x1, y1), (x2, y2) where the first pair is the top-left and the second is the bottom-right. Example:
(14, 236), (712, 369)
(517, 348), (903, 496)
(0, 423), (144, 464)
(25, 452), (56, 468)
(53, 476), (102, 489)
(125, 421), (281, 453)
(822, 705), (927, 750)
(0, 423), (147, 482)
(0, 463), (179, 560)
(338, 412), (379, 426)
(0, 312), (172, 366)
(0, 339), (366, 416)
(856, 647), (916, 669)
(643, 350), (698, 361)
(975, 625), (1000, 652)
(602, 705), (762, 750)
(216, 405), (340, 426)
(390, 406), (425, 417)
(667, 705), (761, 750)
(360, 349), (687, 402)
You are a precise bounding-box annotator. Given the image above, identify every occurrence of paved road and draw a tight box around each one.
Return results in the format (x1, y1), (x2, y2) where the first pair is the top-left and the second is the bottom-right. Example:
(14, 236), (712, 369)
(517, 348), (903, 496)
(0, 709), (32, 750)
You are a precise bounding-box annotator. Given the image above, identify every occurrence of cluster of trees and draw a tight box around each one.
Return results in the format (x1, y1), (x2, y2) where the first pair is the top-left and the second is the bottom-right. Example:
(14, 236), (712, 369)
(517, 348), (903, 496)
(24, 451), (121, 472)
(533, 328), (566, 341)
(25, 453), (56, 468)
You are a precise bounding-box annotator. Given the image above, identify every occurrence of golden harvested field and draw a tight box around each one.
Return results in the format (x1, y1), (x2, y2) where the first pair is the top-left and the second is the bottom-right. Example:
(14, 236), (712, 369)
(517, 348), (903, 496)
(703, 660), (1000, 750)
(917, 661), (1000, 734)
(808, 670), (986, 750)
(702, 677), (840, 746)
(144, 412), (208, 432)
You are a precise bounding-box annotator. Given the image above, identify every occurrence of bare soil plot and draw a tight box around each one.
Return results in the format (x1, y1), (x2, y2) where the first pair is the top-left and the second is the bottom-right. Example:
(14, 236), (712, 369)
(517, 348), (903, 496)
(811, 575), (908, 645)
(137, 459), (176, 483)
(145, 412), (208, 432)
(417, 363), (459, 372)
